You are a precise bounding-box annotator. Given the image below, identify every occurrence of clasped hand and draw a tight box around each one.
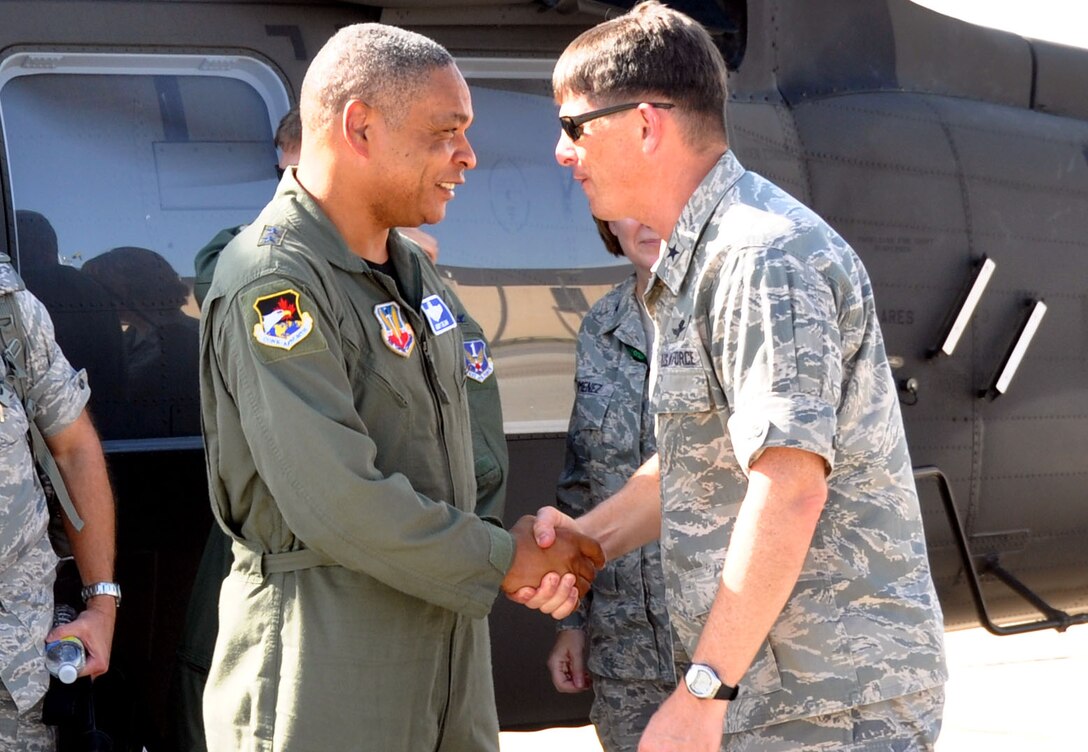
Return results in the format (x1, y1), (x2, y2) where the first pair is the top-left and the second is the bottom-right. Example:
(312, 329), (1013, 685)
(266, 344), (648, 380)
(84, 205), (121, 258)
(501, 514), (604, 618)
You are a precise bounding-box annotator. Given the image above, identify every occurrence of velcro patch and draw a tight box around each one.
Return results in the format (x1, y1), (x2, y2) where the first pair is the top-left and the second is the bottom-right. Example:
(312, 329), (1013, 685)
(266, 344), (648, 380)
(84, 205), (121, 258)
(374, 301), (416, 357)
(464, 339), (494, 382)
(258, 225), (287, 247)
(251, 289), (314, 350)
(421, 294), (457, 335)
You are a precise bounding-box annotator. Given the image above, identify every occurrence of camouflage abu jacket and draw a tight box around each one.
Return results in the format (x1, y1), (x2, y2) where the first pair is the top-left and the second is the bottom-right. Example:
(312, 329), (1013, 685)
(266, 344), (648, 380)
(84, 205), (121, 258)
(556, 273), (673, 682)
(645, 151), (947, 733)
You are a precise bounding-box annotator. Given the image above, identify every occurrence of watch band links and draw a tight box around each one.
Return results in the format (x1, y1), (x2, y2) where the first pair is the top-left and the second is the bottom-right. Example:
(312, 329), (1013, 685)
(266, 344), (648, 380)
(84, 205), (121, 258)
(81, 581), (122, 606)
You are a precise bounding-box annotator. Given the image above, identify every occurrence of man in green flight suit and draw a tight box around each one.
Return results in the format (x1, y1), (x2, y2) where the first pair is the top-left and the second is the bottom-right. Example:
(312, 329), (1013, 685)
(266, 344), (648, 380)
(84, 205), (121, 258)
(198, 22), (602, 751)
(172, 102), (510, 752)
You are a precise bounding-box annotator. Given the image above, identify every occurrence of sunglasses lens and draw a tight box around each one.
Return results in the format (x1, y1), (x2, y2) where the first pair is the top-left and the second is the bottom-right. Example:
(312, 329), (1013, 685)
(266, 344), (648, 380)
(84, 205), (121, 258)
(560, 118), (580, 142)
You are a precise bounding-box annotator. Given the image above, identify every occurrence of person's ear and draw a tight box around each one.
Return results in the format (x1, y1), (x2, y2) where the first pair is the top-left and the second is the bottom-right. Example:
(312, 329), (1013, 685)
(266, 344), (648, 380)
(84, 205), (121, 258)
(343, 100), (372, 157)
(638, 103), (666, 155)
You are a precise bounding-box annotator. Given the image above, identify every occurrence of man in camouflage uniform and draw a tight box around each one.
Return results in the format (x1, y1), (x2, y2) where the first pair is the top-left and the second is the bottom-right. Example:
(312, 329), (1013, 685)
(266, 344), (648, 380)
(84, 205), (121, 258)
(547, 219), (673, 752)
(0, 255), (118, 751)
(523, 2), (947, 749)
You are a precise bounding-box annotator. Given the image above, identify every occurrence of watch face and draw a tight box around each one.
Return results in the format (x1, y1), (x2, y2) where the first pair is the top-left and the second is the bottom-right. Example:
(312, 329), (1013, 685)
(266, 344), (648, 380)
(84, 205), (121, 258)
(686, 665), (716, 697)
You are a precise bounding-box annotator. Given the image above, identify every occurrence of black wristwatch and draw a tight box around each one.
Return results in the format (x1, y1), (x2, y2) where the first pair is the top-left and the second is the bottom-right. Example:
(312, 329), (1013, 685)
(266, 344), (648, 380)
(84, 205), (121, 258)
(684, 663), (739, 701)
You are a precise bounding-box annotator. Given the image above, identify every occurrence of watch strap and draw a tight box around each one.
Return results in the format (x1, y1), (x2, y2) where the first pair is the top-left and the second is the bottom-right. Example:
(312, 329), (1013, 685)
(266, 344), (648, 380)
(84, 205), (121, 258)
(685, 662), (739, 701)
(712, 678), (740, 701)
(81, 581), (122, 606)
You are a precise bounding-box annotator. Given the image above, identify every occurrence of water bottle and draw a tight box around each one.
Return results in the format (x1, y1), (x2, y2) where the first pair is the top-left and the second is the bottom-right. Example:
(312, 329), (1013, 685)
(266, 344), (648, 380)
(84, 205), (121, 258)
(44, 603), (85, 684)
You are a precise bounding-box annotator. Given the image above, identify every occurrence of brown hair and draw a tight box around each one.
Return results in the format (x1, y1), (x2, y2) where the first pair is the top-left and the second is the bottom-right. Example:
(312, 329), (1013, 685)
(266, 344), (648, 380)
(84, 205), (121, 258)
(275, 106), (302, 153)
(553, 0), (727, 145)
(594, 217), (624, 257)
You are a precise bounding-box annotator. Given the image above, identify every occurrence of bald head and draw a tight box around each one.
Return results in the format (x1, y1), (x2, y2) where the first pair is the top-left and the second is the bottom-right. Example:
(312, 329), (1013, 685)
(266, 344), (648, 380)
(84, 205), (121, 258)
(301, 23), (454, 138)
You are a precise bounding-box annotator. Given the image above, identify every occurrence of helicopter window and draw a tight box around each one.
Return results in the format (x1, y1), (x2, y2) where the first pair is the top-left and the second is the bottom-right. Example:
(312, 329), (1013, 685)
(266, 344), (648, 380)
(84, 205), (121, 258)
(0, 53), (289, 446)
(437, 64), (630, 433)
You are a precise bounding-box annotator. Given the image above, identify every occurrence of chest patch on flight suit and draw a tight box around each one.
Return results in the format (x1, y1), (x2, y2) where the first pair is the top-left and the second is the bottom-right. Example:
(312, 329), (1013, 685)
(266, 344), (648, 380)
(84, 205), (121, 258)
(251, 289), (314, 350)
(463, 339), (494, 382)
(420, 294), (457, 335)
(374, 301), (416, 357)
(258, 224), (287, 247)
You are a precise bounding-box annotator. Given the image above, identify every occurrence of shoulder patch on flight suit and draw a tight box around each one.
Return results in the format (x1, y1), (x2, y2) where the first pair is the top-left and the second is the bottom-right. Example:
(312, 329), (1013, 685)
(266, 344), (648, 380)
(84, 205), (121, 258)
(420, 293), (457, 335)
(463, 339), (494, 383)
(258, 224), (287, 247)
(374, 301), (416, 357)
(251, 289), (314, 350)
(241, 283), (326, 364)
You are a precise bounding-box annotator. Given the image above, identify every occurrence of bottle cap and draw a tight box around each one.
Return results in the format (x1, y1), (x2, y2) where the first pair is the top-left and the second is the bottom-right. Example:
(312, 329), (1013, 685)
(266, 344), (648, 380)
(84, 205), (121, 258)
(57, 663), (78, 684)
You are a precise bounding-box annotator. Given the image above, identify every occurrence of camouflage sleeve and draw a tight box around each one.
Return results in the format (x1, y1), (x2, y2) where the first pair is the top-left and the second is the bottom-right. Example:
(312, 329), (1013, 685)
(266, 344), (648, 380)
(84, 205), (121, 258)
(553, 319), (605, 630)
(19, 289), (90, 436)
(714, 247), (840, 474)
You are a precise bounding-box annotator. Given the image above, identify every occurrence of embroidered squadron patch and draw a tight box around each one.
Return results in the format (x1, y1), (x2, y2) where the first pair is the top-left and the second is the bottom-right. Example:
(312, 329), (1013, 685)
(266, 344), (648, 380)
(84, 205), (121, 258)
(252, 290), (314, 350)
(463, 339), (494, 383)
(374, 301), (416, 357)
(258, 225), (287, 247)
(420, 294), (457, 336)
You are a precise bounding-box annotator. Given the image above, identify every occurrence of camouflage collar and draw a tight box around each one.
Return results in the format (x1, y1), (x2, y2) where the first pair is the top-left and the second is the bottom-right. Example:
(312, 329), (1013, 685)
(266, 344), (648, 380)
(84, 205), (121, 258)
(600, 274), (647, 352)
(655, 150), (746, 295)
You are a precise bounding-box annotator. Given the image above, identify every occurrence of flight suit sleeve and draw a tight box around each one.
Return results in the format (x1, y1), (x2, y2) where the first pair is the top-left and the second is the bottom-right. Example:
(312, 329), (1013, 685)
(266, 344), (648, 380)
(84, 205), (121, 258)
(455, 306), (509, 526)
(209, 275), (512, 619)
(193, 225), (244, 309)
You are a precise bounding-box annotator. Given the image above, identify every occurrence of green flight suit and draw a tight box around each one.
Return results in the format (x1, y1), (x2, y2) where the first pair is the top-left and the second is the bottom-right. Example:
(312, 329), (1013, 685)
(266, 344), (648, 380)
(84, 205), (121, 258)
(198, 169), (513, 751)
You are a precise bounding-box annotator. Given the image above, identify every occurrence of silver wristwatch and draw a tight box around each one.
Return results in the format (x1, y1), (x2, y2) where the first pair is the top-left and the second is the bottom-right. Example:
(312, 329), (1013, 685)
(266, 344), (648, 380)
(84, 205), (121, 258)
(684, 663), (739, 701)
(81, 581), (122, 606)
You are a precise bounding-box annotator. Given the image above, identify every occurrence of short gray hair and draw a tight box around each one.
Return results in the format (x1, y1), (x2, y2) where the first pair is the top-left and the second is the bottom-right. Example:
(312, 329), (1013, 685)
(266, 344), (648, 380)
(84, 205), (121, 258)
(301, 23), (453, 133)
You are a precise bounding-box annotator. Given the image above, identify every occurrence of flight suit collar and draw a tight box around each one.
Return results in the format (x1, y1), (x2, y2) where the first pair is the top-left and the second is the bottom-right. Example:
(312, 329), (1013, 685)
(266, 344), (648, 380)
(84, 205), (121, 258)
(275, 167), (370, 275)
(654, 150), (746, 296)
(275, 169), (427, 302)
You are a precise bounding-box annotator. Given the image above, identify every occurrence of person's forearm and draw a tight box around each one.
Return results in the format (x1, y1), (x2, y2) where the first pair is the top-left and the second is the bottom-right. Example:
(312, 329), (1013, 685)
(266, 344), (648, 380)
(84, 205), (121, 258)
(49, 412), (117, 588)
(692, 448), (827, 686)
(579, 453), (661, 562)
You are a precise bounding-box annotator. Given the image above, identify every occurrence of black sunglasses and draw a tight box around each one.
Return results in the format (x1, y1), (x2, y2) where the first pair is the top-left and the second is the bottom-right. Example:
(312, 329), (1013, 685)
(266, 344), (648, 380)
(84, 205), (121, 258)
(559, 102), (675, 142)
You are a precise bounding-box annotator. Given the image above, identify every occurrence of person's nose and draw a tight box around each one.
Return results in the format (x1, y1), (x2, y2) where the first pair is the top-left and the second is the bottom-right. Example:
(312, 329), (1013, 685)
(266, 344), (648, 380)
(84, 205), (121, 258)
(456, 133), (477, 171)
(555, 132), (577, 167)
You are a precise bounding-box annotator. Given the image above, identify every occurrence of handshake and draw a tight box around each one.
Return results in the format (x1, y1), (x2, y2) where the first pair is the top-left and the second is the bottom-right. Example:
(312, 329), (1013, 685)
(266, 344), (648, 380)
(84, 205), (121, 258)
(500, 513), (605, 618)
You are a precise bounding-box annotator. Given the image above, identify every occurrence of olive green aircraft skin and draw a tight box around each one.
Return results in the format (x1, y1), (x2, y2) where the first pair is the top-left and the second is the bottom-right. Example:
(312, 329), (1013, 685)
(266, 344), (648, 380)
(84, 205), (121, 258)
(0, 0), (1085, 743)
